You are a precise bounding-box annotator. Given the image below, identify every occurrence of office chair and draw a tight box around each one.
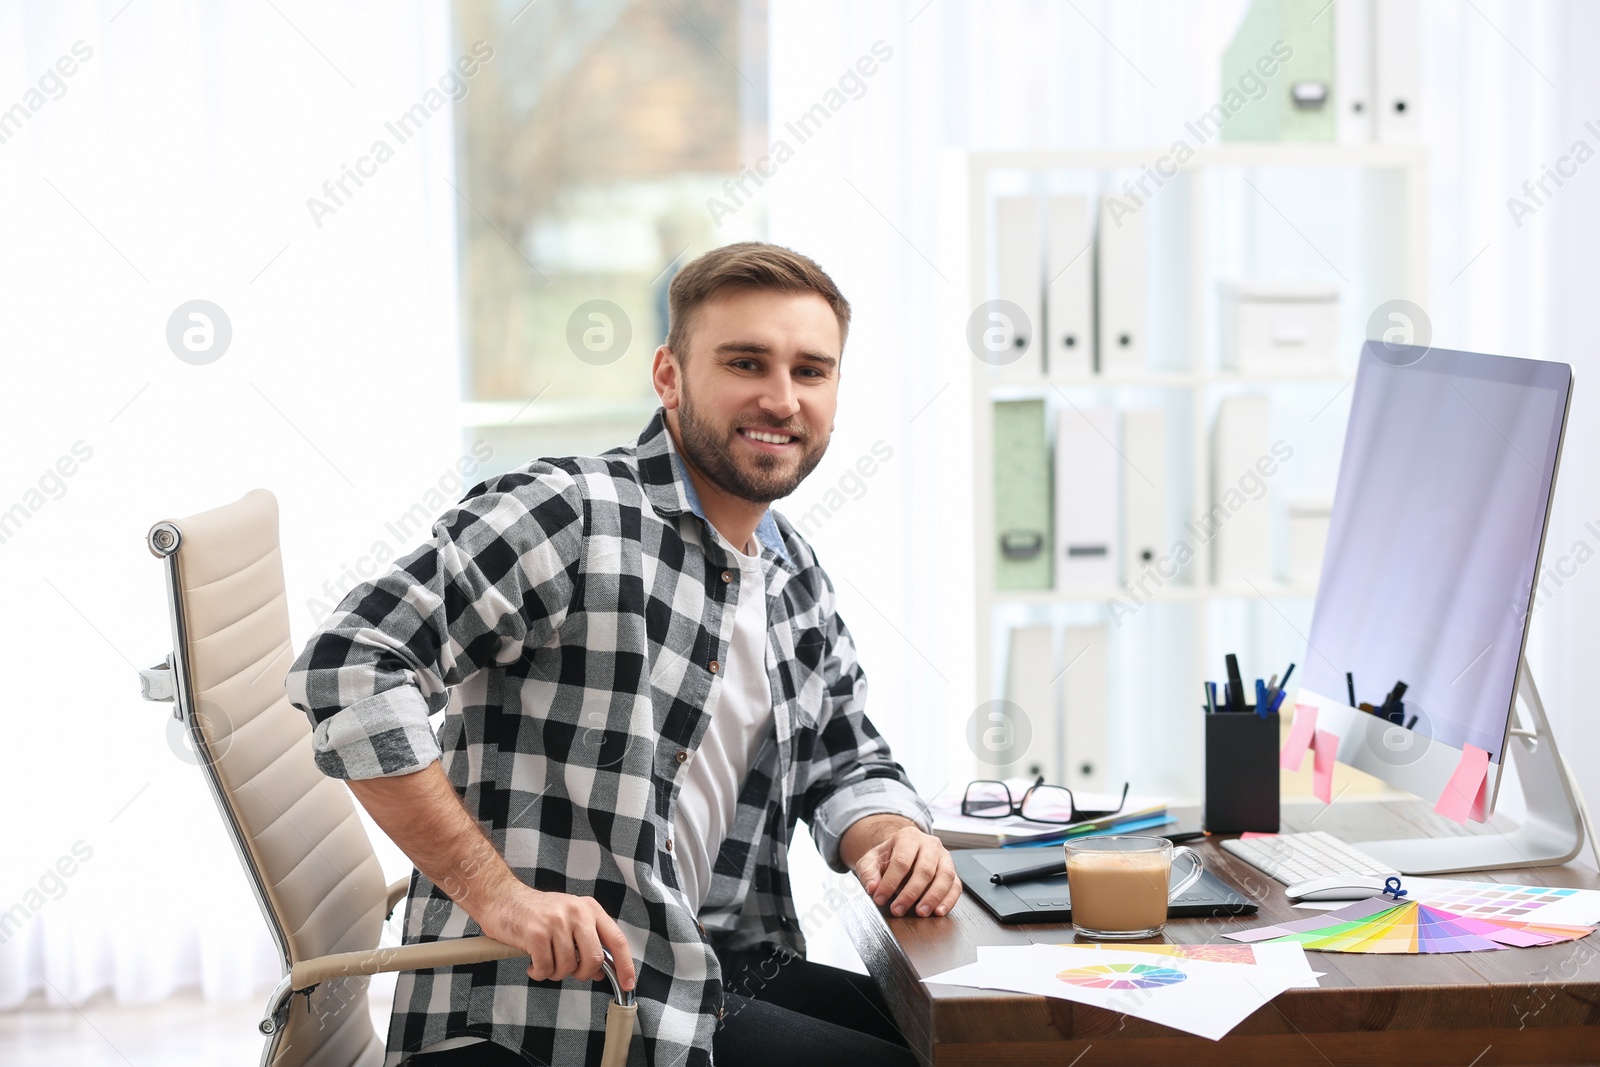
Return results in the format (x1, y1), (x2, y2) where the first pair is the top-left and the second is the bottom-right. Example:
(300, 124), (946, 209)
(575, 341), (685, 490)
(138, 488), (636, 1067)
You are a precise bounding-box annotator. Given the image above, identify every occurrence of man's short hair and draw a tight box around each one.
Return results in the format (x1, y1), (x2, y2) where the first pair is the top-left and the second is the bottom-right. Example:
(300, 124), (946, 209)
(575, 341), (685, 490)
(665, 241), (851, 358)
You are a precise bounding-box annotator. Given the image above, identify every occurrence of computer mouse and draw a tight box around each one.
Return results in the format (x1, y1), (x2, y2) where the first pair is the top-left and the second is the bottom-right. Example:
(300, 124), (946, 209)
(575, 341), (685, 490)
(1284, 873), (1398, 901)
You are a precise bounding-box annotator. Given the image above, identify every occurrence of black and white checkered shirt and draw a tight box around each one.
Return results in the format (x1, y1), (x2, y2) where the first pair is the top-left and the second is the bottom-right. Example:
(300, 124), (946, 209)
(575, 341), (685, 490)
(286, 409), (930, 1067)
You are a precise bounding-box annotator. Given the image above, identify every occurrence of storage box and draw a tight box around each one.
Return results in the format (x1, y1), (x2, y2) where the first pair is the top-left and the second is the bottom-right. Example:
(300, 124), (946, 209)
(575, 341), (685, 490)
(1286, 497), (1333, 585)
(1220, 281), (1340, 372)
(1203, 708), (1281, 834)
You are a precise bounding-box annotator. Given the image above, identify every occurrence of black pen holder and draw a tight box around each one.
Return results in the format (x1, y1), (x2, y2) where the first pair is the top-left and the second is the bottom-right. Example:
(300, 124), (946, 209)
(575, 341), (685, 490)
(1203, 707), (1280, 834)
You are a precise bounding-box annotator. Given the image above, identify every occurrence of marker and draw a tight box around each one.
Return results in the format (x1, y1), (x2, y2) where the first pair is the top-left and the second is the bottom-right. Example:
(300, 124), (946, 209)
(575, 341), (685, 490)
(1255, 679), (1268, 716)
(1226, 654), (1246, 711)
(1269, 688), (1287, 713)
(1204, 681), (1216, 715)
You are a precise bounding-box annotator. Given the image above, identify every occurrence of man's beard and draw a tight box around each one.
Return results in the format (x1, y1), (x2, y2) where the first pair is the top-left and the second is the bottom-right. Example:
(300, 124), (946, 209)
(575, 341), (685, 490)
(675, 381), (828, 505)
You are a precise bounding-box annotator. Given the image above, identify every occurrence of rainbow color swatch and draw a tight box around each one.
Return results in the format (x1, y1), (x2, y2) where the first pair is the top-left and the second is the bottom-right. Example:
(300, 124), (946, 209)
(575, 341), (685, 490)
(1228, 894), (1595, 954)
(1056, 962), (1189, 989)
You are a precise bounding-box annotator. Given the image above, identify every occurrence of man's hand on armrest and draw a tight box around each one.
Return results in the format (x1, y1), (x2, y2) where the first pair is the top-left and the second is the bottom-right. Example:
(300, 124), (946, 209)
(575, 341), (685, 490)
(347, 764), (635, 990)
(840, 813), (962, 919)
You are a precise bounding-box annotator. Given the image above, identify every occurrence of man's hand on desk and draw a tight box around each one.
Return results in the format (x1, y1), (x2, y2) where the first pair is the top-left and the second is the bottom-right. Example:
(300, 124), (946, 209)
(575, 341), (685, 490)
(842, 814), (962, 918)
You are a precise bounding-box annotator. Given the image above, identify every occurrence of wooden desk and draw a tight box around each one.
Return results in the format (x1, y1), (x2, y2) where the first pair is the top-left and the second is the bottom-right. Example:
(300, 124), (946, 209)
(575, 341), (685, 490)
(841, 800), (1600, 1065)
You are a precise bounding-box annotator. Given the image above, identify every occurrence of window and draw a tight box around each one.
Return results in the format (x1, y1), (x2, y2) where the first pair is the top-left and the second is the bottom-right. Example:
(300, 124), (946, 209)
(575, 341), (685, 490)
(453, 0), (768, 458)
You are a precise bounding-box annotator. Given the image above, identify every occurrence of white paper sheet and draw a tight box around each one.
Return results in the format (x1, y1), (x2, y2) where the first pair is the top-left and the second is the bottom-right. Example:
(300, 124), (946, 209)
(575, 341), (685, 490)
(922, 942), (1317, 1041)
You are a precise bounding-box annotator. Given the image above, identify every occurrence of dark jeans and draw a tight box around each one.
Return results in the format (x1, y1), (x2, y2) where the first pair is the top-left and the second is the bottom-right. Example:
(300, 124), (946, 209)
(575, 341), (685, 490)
(405, 942), (917, 1067)
(713, 942), (916, 1066)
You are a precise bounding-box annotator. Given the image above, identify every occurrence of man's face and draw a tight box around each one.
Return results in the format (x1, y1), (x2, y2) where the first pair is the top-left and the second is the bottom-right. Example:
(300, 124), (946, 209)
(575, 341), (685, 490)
(658, 288), (841, 505)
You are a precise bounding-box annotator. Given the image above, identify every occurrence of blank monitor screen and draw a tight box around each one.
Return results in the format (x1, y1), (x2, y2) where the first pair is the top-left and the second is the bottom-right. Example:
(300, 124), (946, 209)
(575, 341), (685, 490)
(1300, 343), (1571, 765)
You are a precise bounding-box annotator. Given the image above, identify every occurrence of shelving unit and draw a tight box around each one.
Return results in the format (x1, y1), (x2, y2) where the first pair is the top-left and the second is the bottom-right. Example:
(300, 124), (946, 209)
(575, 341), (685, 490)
(952, 144), (1428, 804)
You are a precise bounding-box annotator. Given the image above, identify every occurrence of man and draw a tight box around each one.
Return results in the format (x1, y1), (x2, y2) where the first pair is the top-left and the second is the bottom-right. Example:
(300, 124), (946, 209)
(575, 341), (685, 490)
(286, 242), (959, 1067)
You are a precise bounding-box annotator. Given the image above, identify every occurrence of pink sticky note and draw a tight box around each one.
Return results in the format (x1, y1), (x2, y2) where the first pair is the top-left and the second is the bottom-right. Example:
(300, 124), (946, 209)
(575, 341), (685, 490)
(1239, 831), (1277, 840)
(1279, 704), (1319, 771)
(1434, 744), (1491, 824)
(1312, 729), (1338, 804)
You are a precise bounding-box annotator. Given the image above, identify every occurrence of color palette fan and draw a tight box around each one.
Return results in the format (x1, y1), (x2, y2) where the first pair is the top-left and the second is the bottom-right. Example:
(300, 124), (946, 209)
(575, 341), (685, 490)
(1227, 894), (1595, 954)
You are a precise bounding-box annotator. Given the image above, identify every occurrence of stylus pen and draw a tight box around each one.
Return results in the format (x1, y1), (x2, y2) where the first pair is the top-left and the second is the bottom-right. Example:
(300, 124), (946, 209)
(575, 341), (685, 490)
(1270, 663), (1296, 706)
(990, 833), (1207, 884)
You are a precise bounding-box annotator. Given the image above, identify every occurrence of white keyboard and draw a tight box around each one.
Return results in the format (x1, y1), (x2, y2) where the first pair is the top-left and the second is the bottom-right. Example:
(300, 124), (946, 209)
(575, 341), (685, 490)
(1221, 831), (1399, 885)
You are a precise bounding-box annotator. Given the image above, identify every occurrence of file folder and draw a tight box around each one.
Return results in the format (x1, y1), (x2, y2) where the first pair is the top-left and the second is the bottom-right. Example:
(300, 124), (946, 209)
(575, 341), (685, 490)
(1061, 624), (1109, 791)
(1046, 195), (1093, 380)
(1335, 0), (1374, 144)
(1003, 624), (1059, 782)
(1095, 197), (1145, 375)
(994, 399), (1052, 590)
(1120, 408), (1168, 584)
(1373, 0), (1420, 143)
(1220, 0), (1335, 142)
(1054, 404), (1119, 591)
(1211, 395), (1273, 585)
(994, 196), (1044, 383)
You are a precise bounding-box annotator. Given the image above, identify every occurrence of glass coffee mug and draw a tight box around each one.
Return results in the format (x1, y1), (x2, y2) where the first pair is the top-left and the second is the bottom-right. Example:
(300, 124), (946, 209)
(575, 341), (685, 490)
(1064, 836), (1204, 940)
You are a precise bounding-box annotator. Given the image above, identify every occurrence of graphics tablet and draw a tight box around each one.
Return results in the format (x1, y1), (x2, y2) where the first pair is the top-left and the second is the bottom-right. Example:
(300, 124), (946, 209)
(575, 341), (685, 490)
(954, 848), (1259, 925)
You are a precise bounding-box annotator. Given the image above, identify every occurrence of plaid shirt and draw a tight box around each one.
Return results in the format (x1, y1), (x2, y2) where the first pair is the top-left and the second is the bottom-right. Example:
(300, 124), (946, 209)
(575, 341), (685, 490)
(285, 410), (930, 1067)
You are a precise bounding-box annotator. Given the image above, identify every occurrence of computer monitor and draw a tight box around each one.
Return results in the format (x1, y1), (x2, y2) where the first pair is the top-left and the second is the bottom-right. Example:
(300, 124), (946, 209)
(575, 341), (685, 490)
(1294, 340), (1583, 873)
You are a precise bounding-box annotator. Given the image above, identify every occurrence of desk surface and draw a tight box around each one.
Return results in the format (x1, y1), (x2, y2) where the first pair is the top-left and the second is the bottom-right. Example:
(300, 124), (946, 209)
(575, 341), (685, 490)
(840, 800), (1600, 1066)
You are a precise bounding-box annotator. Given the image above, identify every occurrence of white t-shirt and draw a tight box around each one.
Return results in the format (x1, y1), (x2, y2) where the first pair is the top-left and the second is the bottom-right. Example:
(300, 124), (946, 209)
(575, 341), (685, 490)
(673, 529), (775, 914)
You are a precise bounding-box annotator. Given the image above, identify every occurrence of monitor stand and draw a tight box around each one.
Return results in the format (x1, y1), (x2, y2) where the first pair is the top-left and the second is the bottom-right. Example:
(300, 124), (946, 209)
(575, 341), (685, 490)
(1354, 658), (1588, 875)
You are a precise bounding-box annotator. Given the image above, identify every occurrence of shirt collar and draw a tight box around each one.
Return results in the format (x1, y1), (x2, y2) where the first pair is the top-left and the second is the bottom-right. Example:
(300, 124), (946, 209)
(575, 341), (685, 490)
(633, 407), (794, 567)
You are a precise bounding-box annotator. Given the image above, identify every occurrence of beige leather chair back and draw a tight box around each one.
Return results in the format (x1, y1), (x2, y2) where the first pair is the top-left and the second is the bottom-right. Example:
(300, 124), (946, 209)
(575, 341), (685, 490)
(152, 489), (388, 1067)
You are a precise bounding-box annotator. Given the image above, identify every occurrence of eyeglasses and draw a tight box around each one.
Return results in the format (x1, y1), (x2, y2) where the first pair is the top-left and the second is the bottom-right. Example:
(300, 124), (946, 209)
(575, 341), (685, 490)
(960, 777), (1130, 825)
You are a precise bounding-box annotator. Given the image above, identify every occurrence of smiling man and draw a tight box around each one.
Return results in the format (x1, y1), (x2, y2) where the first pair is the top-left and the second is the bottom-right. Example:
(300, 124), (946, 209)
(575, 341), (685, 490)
(287, 242), (958, 1067)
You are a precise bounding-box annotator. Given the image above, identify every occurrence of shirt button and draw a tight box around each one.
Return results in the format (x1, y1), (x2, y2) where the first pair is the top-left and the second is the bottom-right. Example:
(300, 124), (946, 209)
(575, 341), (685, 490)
(721, 570), (733, 583)
(709, 660), (720, 674)
(666, 838), (674, 852)
(675, 750), (688, 764)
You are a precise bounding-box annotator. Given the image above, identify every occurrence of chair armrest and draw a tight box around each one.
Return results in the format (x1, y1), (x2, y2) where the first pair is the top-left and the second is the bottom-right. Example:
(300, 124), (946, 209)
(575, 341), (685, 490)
(290, 935), (523, 992)
(385, 877), (409, 917)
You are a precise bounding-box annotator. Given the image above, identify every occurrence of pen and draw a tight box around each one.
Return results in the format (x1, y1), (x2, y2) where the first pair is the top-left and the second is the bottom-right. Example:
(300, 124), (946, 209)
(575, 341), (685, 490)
(990, 832), (1208, 884)
(1265, 663), (1296, 708)
(1406, 714), (1418, 729)
(1346, 671), (1357, 708)
(1204, 681), (1216, 715)
(1255, 679), (1268, 717)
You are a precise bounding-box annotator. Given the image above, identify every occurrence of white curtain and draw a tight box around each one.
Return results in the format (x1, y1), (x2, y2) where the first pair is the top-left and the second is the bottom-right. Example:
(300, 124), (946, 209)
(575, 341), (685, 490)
(0, 0), (460, 1007)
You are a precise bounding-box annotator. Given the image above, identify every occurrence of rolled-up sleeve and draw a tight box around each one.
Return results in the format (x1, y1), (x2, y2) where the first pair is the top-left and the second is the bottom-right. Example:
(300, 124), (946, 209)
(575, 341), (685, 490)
(285, 466), (585, 780)
(798, 583), (932, 872)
